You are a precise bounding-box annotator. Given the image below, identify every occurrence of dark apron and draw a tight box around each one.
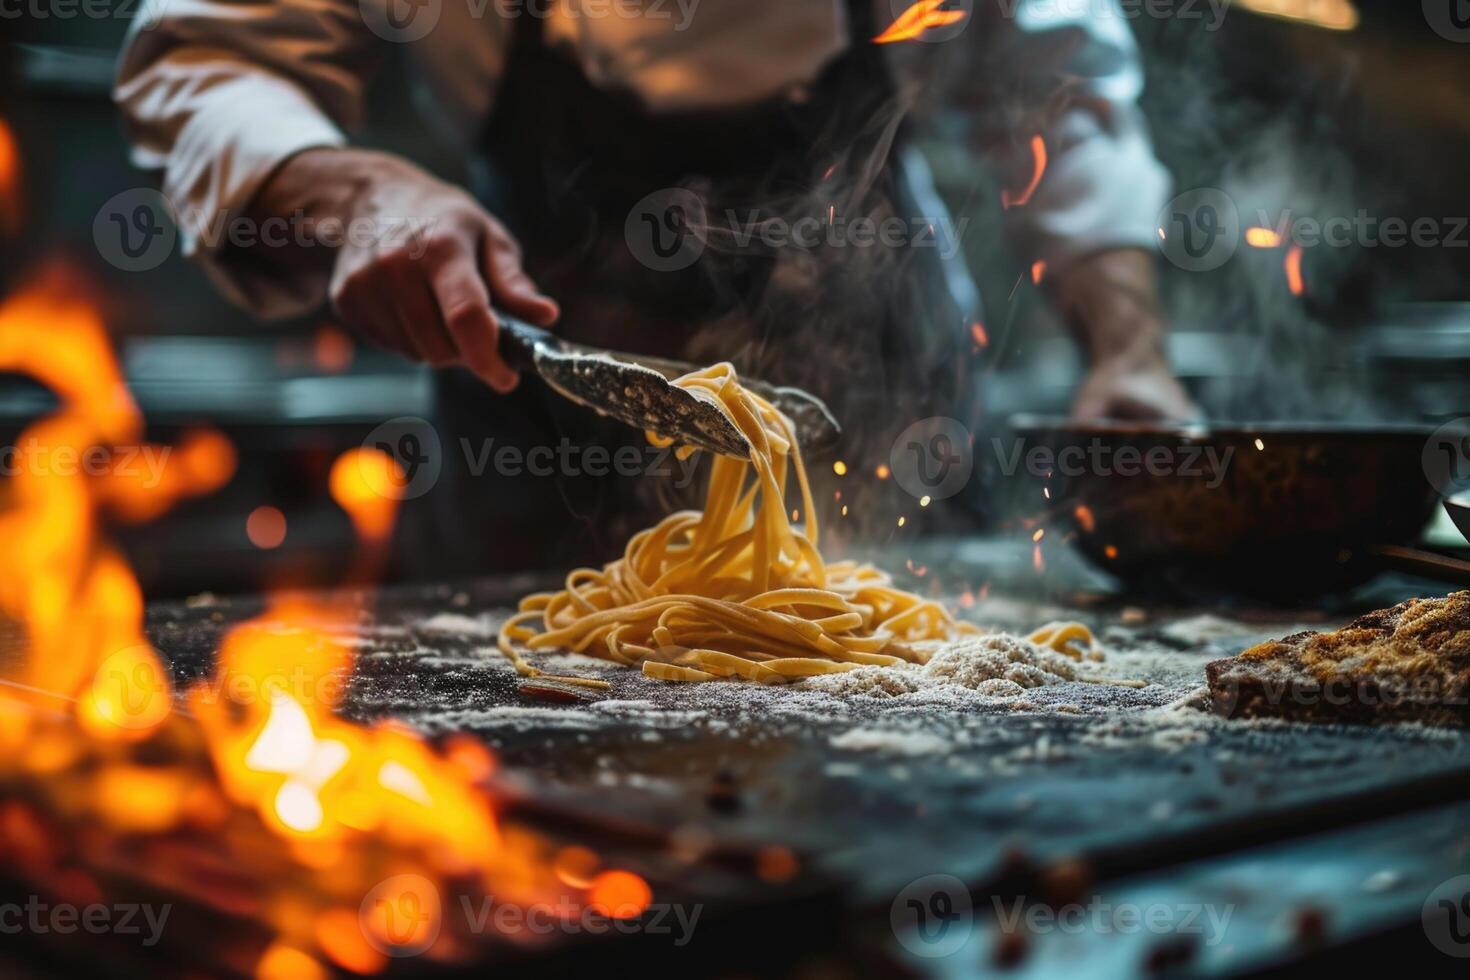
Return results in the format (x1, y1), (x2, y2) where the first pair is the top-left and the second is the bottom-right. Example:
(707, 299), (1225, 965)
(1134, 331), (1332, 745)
(412, 0), (980, 578)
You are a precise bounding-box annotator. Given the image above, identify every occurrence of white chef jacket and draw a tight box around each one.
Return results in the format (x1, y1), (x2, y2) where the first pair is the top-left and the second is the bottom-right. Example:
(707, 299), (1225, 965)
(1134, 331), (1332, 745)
(114, 0), (1172, 317)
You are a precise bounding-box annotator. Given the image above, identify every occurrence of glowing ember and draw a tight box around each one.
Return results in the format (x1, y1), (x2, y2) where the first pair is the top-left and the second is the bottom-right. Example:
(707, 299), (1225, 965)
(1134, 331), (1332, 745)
(1074, 505), (1095, 534)
(1032, 543), (1045, 573)
(970, 322), (988, 349)
(1284, 244), (1305, 296)
(553, 845), (600, 889)
(1002, 135), (1048, 209)
(832, 460), (848, 476)
(873, 0), (966, 43)
(247, 505), (288, 549)
(330, 447), (405, 542)
(1031, 261), (1047, 285)
(1245, 226), (1283, 248)
(876, 464), (891, 480)
(1104, 544), (1119, 560)
(756, 846), (799, 883)
(313, 324), (355, 373)
(0, 116), (19, 234)
(587, 870), (653, 919)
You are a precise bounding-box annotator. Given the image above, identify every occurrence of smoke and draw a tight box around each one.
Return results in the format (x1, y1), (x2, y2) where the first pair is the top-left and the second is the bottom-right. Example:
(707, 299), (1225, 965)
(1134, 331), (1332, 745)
(1137, 16), (1388, 421)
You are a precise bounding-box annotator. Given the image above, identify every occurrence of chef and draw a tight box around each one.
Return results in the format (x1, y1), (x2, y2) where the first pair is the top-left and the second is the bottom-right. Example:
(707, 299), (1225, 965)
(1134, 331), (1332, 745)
(114, 0), (1196, 572)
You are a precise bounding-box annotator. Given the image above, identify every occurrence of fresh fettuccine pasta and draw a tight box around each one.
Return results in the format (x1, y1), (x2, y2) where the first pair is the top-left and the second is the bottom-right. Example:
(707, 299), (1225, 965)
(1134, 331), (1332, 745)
(498, 363), (1094, 685)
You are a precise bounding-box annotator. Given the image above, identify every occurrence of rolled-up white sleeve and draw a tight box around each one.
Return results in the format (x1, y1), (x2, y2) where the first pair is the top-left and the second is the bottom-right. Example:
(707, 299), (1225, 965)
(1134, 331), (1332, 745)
(989, 0), (1172, 273)
(115, 0), (384, 317)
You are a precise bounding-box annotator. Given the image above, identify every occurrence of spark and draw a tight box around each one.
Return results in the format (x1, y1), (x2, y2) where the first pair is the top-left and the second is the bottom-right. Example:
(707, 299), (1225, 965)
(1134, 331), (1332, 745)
(1002, 135), (1048, 209)
(1285, 244), (1305, 296)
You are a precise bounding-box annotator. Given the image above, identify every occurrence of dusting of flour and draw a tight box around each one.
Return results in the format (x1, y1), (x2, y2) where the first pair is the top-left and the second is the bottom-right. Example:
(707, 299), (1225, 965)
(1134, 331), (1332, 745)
(804, 634), (1087, 700)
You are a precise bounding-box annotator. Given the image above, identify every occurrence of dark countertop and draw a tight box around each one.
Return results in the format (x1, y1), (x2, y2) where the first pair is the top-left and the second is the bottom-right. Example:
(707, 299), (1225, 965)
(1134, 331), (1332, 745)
(138, 537), (1470, 977)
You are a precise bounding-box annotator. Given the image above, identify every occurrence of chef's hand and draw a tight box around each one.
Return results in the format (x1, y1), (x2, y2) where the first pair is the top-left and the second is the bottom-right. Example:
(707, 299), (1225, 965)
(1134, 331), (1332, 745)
(1051, 248), (1198, 422)
(247, 147), (558, 393)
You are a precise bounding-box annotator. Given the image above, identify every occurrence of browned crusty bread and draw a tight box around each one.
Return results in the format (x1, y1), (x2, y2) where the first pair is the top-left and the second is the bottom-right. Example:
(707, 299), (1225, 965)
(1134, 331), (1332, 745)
(1206, 592), (1470, 726)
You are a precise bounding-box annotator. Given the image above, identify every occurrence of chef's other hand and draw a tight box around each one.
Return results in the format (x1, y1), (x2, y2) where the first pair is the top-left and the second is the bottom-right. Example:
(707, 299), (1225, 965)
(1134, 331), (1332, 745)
(247, 147), (558, 393)
(1050, 248), (1199, 422)
(1072, 351), (1197, 421)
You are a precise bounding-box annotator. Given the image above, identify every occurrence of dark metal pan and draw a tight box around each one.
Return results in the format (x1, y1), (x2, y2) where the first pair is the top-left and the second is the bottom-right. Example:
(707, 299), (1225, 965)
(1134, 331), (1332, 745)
(1006, 417), (1442, 600)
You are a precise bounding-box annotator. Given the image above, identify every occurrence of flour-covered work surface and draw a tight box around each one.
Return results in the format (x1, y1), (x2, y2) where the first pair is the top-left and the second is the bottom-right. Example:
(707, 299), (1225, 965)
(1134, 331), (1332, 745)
(147, 569), (1470, 903)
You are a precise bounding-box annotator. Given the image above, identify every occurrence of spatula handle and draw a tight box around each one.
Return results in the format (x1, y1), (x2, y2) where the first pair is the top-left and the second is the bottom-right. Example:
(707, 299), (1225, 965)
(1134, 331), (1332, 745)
(495, 312), (558, 373)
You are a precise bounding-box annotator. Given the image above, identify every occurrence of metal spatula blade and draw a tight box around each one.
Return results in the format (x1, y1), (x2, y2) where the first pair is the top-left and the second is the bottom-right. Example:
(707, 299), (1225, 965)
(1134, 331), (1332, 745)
(496, 313), (840, 459)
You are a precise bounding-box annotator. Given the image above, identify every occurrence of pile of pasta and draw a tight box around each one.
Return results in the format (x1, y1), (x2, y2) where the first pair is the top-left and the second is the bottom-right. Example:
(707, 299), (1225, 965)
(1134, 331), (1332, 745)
(498, 363), (1093, 685)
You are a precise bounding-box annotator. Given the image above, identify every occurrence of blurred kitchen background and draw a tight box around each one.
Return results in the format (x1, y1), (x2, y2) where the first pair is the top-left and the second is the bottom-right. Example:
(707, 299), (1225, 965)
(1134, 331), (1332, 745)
(1, 0), (1468, 597)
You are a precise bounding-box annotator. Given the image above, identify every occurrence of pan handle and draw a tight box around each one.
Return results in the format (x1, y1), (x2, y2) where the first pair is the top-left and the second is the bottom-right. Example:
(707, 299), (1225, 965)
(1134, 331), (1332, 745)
(1369, 545), (1470, 586)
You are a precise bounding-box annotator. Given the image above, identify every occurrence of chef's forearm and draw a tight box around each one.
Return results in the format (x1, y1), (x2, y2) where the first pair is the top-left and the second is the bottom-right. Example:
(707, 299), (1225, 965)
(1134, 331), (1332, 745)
(238, 147), (405, 272)
(1051, 248), (1168, 365)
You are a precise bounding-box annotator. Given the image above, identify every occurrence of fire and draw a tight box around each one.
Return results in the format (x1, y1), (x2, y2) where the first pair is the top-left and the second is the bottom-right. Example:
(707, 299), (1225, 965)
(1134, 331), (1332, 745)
(1285, 244), (1305, 296)
(0, 267), (630, 973)
(1002, 135), (1048, 209)
(873, 0), (966, 43)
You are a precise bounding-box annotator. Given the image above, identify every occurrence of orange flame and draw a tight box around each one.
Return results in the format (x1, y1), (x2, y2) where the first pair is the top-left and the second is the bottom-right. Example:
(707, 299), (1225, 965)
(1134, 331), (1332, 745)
(1002, 135), (1048, 210)
(873, 0), (966, 43)
(1031, 261), (1047, 285)
(0, 267), (605, 974)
